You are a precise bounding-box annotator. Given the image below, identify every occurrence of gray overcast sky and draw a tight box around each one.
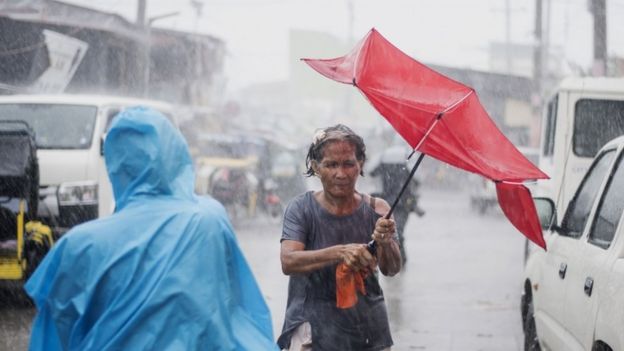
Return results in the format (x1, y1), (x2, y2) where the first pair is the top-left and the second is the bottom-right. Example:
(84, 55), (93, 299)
(66, 0), (624, 90)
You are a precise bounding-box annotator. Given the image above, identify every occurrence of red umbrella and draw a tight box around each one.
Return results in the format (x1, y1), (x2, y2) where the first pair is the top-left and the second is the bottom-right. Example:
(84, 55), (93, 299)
(303, 28), (549, 249)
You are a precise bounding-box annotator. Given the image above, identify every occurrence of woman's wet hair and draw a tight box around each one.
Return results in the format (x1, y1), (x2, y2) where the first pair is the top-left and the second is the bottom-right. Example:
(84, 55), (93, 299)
(305, 124), (366, 177)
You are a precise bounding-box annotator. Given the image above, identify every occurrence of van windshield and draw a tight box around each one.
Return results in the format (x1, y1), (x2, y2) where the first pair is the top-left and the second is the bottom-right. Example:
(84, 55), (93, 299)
(574, 99), (624, 157)
(0, 104), (97, 149)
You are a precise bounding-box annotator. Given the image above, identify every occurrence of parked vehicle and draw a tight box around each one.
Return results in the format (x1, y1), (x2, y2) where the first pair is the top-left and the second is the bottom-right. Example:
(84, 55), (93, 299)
(260, 178), (283, 219)
(469, 146), (539, 214)
(468, 175), (498, 214)
(524, 77), (624, 263)
(0, 94), (177, 234)
(522, 135), (624, 351)
(535, 77), (624, 222)
(0, 121), (54, 285)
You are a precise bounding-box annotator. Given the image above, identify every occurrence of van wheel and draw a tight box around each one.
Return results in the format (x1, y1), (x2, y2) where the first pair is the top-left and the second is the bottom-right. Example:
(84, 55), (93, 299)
(524, 298), (541, 351)
(592, 342), (613, 351)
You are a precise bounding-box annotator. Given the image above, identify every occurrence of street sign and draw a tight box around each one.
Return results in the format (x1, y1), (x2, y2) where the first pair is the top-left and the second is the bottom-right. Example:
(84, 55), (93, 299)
(31, 30), (88, 93)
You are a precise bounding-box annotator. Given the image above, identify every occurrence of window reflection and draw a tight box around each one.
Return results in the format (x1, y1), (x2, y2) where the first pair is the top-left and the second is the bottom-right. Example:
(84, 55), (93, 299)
(561, 150), (615, 238)
(0, 104), (97, 149)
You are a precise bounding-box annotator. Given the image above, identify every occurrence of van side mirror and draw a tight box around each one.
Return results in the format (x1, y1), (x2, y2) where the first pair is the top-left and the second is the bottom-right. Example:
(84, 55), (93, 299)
(100, 134), (106, 156)
(534, 197), (557, 230)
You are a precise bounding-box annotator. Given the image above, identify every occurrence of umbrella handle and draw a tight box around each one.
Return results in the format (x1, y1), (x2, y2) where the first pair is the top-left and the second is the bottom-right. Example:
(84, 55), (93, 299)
(366, 240), (377, 255)
(367, 152), (426, 255)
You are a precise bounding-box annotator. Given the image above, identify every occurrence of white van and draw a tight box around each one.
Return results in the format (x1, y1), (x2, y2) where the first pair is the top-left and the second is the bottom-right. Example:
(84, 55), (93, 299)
(0, 94), (177, 232)
(537, 77), (624, 221)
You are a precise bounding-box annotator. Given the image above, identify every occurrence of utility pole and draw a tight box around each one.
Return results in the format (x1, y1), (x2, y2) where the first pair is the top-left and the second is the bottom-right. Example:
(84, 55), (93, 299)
(344, 0), (354, 120)
(505, 0), (512, 74)
(347, 0), (354, 45)
(137, 0), (149, 96)
(144, 12), (180, 98)
(589, 0), (607, 76)
(533, 0), (543, 97)
(190, 0), (204, 105)
(137, 0), (147, 27)
(530, 0), (545, 149)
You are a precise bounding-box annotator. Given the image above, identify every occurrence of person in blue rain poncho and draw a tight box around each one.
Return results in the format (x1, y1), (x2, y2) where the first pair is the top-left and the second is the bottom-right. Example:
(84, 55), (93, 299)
(25, 106), (277, 351)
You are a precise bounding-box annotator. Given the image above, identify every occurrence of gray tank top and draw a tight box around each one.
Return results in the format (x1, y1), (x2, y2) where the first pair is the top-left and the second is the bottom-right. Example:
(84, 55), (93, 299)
(278, 191), (393, 351)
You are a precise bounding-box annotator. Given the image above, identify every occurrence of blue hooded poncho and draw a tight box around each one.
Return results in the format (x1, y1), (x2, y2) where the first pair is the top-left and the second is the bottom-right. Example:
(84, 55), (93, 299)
(25, 107), (277, 351)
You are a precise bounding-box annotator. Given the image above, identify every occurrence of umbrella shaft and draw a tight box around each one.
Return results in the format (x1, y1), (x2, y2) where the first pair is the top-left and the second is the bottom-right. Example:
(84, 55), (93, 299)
(386, 152), (425, 219)
(368, 152), (425, 255)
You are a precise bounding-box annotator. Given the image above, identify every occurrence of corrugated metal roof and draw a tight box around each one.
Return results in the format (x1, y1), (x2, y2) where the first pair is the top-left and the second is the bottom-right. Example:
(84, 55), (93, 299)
(0, 0), (145, 41)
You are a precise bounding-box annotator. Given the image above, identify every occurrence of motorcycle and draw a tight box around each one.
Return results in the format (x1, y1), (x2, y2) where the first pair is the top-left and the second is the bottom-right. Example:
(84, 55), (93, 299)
(260, 178), (282, 219)
(208, 165), (258, 220)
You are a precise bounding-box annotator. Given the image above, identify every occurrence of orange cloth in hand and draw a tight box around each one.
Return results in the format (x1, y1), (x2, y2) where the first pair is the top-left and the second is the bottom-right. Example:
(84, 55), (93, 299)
(336, 263), (367, 309)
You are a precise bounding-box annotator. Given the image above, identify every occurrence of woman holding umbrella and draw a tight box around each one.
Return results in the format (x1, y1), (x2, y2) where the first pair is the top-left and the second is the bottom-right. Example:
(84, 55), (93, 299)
(278, 124), (402, 351)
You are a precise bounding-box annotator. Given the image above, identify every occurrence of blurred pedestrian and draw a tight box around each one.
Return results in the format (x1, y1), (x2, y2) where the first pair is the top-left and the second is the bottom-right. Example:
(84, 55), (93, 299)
(370, 149), (425, 265)
(278, 124), (402, 351)
(26, 107), (277, 351)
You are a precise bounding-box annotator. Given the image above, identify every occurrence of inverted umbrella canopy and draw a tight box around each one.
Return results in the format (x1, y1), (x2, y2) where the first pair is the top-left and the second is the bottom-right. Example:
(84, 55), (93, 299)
(303, 28), (549, 249)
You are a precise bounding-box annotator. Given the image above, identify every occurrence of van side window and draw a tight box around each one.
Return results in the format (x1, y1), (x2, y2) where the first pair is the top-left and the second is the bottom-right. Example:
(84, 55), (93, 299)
(560, 150), (615, 238)
(574, 99), (624, 158)
(589, 153), (624, 249)
(543, 95), (558, 157)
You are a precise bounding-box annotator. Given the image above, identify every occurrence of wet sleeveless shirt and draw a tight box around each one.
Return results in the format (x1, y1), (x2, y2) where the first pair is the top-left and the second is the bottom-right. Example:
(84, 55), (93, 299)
(278, 191), (394, 351)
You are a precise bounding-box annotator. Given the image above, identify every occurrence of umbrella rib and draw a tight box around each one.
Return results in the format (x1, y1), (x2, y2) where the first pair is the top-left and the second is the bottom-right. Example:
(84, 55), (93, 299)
(352, 31), (374, 86)
(365, 86), (442, 115)
(500, 180), (526, 185)
(440, 90), (474, 115)
(408, 91), (472, 157)
(363, 84), (474, 117)
(406, 112), (443, 159)
(434, 89), (500, 180)
(413, 113), (443, 151)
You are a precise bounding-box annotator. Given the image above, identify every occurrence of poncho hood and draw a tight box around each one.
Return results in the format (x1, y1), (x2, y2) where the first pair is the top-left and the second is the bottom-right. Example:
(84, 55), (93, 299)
(104, 106), (194, 210)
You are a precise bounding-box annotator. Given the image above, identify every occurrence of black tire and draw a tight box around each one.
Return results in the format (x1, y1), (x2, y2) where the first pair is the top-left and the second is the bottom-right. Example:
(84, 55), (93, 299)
(24, 239), (50, 280)
(592, 342), (613, 351)
(524, 298), (541, 351)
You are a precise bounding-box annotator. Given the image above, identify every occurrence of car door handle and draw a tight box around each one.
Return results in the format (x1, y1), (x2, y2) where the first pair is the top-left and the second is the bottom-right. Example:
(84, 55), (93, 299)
(584, 277), (594, 297)
(559, 262), (567, 279)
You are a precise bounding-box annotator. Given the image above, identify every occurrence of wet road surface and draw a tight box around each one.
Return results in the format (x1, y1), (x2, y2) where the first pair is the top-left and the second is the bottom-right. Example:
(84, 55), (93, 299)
(0, 288), (34, 351)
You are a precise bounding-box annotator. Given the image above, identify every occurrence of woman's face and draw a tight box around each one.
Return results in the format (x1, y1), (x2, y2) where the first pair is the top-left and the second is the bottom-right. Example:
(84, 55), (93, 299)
(314, 140), (363, 199)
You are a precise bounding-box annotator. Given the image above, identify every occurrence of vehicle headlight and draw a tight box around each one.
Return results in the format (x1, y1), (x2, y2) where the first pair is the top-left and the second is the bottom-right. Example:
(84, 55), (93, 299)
(58, 181), (98, 206)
